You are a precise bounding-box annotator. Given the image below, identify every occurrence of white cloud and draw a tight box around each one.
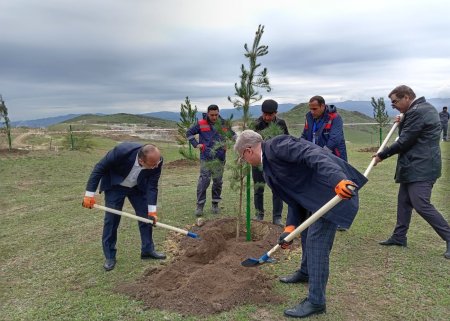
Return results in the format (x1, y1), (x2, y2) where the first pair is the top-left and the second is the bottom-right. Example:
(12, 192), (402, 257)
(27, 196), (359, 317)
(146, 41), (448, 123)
(1, 0), (450, 120)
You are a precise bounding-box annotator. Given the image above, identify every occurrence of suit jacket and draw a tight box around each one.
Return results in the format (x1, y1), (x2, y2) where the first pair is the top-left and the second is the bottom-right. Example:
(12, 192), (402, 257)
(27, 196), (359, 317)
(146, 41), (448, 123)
(378, 97), (441, 183)
(85, 142), (162, 205)
(262, 135), (368, 229)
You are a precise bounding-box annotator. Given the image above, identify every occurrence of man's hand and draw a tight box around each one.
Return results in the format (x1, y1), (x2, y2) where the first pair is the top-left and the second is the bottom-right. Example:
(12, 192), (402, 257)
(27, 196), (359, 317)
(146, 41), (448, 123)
(278, 225), (296, 249)
(197, 144), (205, 152)
(372, 154), (383, 166)
(335, 179), (358, 199)
(148, 212), (158, 226)
(82, 196), (96, 209)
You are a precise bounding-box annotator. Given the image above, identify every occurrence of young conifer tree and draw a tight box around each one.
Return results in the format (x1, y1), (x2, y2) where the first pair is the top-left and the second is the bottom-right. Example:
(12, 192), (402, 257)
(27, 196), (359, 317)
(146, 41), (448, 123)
(228, 25), (271, 240)
(371, 97), (390, 146)
(176, 97), (198, 160)
(0, 95), (12, 150)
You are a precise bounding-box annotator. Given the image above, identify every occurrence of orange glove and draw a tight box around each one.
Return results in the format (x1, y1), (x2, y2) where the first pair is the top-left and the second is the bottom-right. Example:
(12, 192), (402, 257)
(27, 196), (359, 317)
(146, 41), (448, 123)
(148, 212), (158, 226)
(278, 225), (296, 249)
(335, 179), (358, 199)
(82, 196), (96, 209)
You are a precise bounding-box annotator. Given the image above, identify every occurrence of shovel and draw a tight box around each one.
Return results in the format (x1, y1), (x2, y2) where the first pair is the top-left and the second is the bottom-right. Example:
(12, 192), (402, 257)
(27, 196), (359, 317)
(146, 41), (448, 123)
(241, 116), (402, 267)
(93, 204), (201, 239)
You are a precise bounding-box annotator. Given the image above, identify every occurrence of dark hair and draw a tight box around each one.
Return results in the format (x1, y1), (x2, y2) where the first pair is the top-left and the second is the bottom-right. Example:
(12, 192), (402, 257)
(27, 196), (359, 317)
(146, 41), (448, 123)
(309, 95), (325, 105)
(443, 106), (448, 110)
(207, 104), (219, 112)
(389, 85), (416, 100)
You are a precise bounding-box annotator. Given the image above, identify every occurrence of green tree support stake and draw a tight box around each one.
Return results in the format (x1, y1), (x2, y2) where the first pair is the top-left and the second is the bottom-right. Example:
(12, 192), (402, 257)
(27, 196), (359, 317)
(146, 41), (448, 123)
(69, 125), (74, 150)
(246, 164), (251, 241)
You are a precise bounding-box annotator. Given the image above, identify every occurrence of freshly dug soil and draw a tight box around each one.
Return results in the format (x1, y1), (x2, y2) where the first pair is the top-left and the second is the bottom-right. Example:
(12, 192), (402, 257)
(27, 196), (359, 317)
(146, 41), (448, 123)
(116, 218), (285, 316)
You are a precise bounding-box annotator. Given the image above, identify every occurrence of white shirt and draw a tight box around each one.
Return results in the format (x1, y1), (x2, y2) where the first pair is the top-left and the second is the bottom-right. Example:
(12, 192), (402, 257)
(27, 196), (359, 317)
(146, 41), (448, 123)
(120, 154), (143, 188)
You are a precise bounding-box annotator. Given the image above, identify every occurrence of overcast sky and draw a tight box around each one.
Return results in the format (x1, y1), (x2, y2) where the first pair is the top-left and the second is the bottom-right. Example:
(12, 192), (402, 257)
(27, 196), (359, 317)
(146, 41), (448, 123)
(1, 0), (450, 121)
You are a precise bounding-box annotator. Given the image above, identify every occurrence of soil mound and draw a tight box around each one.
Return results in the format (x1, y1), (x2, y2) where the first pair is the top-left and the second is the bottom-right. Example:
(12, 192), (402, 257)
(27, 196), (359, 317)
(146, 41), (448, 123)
(164, 158), (199, 169)
(116, 218), (284, 316)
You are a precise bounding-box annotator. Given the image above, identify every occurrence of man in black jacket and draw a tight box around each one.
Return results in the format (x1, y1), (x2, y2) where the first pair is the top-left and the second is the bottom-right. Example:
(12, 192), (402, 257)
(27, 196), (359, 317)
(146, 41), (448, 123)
(374, 85), (450, 259)
(252, 99), (289, 226)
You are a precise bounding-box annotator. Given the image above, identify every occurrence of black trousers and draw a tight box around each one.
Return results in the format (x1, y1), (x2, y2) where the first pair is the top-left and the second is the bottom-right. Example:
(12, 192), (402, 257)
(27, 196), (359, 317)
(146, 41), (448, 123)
(252, 166), (283, 220)
(392, 181), (450, 242)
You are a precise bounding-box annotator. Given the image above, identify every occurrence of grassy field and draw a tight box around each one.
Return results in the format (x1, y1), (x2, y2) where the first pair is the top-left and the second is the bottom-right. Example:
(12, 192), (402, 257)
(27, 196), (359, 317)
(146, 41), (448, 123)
(1, 133), (449, 321)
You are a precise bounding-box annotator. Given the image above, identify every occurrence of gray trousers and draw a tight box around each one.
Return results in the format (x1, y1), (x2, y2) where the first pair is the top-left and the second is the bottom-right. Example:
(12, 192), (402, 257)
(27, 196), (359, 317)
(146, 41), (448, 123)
(298, 217), (337, 305)
(441, 122), (448, 140)
(196, 160), (225, 205)
(392, 181), (450, 242)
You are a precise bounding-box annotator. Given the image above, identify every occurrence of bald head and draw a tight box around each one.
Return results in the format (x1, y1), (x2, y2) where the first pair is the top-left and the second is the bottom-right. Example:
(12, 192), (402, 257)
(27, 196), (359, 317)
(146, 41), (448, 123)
(138, 144), (161, 169)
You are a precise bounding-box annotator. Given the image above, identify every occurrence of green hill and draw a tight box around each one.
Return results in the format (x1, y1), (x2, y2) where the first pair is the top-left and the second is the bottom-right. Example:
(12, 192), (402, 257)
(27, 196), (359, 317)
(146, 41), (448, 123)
(279, 102), (374, 126)
(63, 113), (177, 127)
(278, 103), (382, 144)
(48, 113), (177, 131)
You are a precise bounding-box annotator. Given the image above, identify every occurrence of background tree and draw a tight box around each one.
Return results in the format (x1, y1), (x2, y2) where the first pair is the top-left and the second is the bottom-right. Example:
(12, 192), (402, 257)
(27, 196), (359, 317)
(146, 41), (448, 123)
(0, 95), (12, 150)
(176, 97), (198, 160)
(228, 25), (271, 240)
(371, 97), (390, 146)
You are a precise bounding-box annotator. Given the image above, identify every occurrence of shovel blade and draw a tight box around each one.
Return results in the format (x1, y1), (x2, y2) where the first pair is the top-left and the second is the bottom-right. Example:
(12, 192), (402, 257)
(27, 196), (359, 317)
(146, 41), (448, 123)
(241, 255), (276, 267)
(241, 257), (261, 267)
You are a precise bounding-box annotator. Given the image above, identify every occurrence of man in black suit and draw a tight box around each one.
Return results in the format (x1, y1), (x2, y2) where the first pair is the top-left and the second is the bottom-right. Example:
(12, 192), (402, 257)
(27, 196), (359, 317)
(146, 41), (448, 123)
(82, 142), (166, 271)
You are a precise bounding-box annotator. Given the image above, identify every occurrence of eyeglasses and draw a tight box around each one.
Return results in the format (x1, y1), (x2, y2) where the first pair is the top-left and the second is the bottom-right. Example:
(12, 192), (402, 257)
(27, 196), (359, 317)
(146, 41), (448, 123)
(149, 159), (162, 169)
(391, 97), (403, 106)
(142, 157), (162, 169)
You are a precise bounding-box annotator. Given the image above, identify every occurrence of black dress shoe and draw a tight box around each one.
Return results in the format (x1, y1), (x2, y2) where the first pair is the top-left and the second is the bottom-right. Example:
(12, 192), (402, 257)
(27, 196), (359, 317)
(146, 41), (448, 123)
(444, 241), (450, 259)
(103, 258), (116, 271)
(141, 251), (166, 260)
(379, 237), (407, 247)
(279, 270), (309, 284)
(284, 298), (326, 318)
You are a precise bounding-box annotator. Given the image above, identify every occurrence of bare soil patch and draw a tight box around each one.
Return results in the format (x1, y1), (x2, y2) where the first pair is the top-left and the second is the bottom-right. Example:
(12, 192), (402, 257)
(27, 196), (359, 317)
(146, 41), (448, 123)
(164, 158), (199, 169)
(116, 218), (284, 316)
(358, 146), (380, 153)
(0, 148), (30, 157)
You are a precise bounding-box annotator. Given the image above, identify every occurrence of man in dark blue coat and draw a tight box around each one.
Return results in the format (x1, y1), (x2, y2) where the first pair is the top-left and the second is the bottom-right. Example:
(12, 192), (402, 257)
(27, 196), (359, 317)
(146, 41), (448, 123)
(284, 96), (350, 293)
(235, 130), (367, 318)
(82, 142), (166, 271)
(301, 95), (347, 160)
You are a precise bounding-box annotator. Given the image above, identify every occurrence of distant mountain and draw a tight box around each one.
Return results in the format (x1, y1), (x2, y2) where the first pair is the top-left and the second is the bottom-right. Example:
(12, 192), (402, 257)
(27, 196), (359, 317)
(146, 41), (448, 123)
(280, 103), (374, 126)
(10, 114), (88, 128)
(142, 103), (297, 122)
(6, 99), (448, 128)
(331, 98), (450, 117)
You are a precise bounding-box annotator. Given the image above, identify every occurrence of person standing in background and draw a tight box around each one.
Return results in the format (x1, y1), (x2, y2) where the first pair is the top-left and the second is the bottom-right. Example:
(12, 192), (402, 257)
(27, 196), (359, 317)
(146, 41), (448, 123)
(252, 99), (289, 226)
(439, 106), (449, 141)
